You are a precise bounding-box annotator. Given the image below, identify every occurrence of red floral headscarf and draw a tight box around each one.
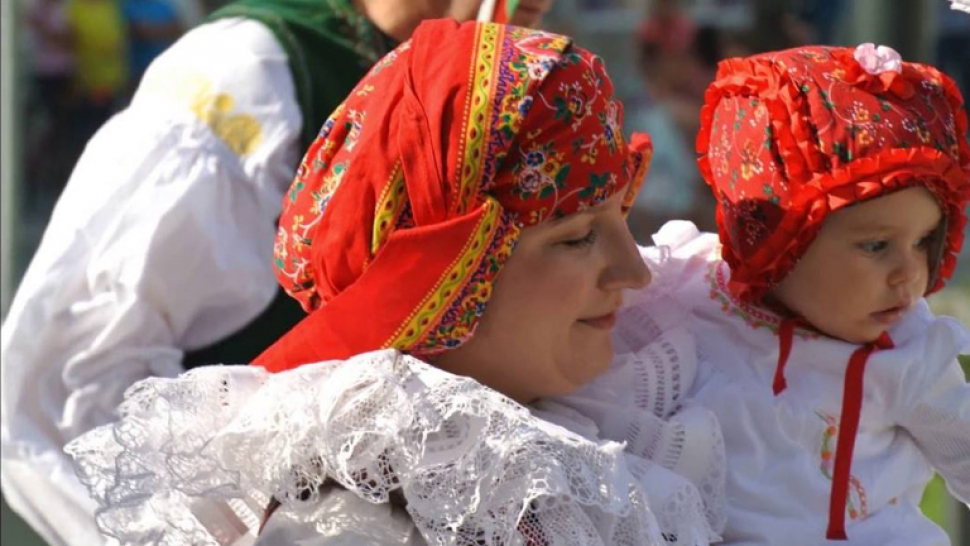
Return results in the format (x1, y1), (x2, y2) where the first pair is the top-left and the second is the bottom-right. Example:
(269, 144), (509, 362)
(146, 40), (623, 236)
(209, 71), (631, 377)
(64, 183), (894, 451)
(255, 20), (652, 373)
(698, 44), (970, 303)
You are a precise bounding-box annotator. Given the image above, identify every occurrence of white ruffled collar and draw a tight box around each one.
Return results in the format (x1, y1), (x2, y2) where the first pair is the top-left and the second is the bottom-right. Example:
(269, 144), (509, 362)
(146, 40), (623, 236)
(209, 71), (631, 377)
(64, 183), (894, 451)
(67, 349), (717, 546)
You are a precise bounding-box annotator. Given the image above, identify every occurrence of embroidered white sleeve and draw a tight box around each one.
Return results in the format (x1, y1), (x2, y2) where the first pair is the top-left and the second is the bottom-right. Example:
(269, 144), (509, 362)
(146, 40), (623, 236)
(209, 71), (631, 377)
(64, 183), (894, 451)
(902, 365), (970, 502)
(899, 321), (970, 502)
(0, 18), (300, 546)
(65, 350), (692, 546)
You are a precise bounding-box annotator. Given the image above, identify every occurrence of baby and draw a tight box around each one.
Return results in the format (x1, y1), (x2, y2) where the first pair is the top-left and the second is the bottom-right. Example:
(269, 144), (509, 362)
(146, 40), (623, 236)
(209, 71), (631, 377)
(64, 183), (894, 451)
(611, 43), (970, 545)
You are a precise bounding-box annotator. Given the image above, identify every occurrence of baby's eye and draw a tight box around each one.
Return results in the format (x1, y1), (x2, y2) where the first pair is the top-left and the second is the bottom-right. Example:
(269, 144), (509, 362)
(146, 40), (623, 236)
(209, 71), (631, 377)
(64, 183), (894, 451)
(858, 240), (889, 254)
(916, 234), (935, 249)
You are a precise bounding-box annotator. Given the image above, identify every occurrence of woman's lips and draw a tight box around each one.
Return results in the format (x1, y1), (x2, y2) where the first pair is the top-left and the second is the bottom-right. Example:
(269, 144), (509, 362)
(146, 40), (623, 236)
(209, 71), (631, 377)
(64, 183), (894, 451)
(578, 312), (617, 330)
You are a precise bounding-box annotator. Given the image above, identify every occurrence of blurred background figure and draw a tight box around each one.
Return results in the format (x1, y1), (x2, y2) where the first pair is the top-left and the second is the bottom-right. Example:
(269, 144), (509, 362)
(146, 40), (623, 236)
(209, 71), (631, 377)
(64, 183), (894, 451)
(23, 0), (75, 210)
(935, 0), (970, 124)
(123, 0), (184, 94)
(625, 0), (712, 236)
(793, 0), (848, 43)
(65, 0), (127, 146)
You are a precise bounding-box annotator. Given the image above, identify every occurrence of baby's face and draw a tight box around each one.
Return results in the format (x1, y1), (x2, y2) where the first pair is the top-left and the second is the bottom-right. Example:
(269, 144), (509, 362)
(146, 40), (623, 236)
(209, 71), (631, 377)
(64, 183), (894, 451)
(771, 187), (942, 343)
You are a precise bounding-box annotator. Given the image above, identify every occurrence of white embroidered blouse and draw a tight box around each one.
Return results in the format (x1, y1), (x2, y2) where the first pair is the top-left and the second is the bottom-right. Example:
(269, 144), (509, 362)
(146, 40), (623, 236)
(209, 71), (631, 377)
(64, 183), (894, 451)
(1, 18), (301, 546)
(620, 220), (970, 546)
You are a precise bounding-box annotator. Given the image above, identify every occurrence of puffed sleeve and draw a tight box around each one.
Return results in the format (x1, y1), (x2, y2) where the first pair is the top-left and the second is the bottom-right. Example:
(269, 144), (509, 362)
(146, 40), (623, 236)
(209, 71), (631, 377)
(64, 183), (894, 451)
(0, 18), (301, 546)
(898, 315), (970, 503)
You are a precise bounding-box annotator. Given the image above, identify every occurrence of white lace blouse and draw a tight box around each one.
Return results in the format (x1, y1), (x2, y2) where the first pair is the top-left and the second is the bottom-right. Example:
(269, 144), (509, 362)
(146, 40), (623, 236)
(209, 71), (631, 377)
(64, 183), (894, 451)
(621, 221), (970, 546)
(64, 347), (725, 546)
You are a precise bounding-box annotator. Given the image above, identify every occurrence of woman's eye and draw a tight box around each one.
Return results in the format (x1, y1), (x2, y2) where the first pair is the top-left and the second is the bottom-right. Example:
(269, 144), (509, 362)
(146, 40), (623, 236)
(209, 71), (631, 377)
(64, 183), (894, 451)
(561, 229), (598, 248)
(858, 240), (889, 254)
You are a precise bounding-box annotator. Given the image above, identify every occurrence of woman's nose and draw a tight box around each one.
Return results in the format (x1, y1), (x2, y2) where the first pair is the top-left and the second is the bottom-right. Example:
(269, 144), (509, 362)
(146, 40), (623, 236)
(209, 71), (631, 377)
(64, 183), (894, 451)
(601, 223), (652, 291)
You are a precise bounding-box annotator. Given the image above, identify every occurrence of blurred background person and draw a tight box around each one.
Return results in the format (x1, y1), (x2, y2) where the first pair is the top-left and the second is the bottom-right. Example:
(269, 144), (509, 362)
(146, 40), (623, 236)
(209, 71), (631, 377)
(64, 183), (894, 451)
(626, 27), (708, 236)
(64, 0), (127, 149)
(123, 0), (184, 95)
(23, 0), (76, 210)
(935, 0), (970, 125)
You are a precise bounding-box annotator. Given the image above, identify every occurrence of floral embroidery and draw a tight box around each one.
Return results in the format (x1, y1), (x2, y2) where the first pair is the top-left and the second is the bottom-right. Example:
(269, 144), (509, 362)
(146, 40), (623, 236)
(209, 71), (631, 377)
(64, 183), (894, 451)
(554, 79), (592, 130)
(707, 261), (819, 339)
(416, 207), (520, 353)
(343, 110), (365, 151)
(817, 412), (870, 521)
(366, 40), (411, 77)
(740, 141), (764, 181)
(273, 226), (288, 265)
(267, 21), (650, 363)
(513, 141), (570, 200)
(143, 71), (263, 156)
(578, 171), (619, 205)
(318, 111), (338, 138)
(599, 98), (623, 154)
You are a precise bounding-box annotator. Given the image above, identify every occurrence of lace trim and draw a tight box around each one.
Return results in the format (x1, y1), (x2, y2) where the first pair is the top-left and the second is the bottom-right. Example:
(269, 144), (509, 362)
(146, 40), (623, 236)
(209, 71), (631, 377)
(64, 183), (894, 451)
(67, 350), (683, 546)
(707, 260), (819, 339)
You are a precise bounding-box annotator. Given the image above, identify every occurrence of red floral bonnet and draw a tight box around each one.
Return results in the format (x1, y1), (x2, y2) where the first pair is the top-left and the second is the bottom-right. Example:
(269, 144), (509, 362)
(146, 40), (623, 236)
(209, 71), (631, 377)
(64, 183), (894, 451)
(698, 44), (970, 303)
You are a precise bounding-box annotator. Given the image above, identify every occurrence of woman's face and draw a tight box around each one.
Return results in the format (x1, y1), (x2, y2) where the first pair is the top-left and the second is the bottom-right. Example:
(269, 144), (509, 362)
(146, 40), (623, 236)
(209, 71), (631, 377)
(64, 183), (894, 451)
(432, 190), (651, 404)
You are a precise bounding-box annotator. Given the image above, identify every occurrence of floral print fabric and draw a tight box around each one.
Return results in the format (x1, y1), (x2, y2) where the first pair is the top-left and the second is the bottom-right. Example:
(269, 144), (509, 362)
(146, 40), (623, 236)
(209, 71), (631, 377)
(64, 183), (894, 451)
(697, 45), (970, 302)
(256, 20), (652, 372)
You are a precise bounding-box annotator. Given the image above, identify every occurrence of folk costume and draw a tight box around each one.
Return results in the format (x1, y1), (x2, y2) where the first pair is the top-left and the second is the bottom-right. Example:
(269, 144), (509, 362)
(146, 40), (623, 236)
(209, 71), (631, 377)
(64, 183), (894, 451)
(2, 3), (396, 545)
(619, 44), (970, 545)
(65, 20), (723, 546)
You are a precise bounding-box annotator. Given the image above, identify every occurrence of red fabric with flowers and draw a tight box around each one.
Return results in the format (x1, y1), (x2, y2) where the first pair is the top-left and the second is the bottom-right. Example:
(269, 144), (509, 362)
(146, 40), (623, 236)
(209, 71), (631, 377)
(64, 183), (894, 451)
(255, 20), (652, 372)
(697, 45), (970, 303)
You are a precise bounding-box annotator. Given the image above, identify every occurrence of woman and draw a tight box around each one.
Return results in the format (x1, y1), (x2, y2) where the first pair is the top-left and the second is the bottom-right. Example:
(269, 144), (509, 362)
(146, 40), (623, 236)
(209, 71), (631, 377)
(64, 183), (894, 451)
(66, 19), (722, 545)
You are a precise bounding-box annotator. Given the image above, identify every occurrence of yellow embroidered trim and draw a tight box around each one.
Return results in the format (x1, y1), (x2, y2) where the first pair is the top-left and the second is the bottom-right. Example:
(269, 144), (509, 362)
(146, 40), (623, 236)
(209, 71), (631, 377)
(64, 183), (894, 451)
(371, 162), (406, 255)
(455, 23), (501, 216)
(383, 198), (501, 349)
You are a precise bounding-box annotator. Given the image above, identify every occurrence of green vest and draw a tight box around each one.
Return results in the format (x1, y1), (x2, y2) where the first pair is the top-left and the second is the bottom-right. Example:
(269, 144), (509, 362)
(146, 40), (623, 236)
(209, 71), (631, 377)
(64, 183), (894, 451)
(183, 0), (395, 368)
(209, 0), (395, 148)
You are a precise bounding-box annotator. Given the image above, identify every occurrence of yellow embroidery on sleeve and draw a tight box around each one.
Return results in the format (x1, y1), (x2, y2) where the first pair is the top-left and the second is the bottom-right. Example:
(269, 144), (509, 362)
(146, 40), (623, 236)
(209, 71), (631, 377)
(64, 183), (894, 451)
(143, 71), (263, 157)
